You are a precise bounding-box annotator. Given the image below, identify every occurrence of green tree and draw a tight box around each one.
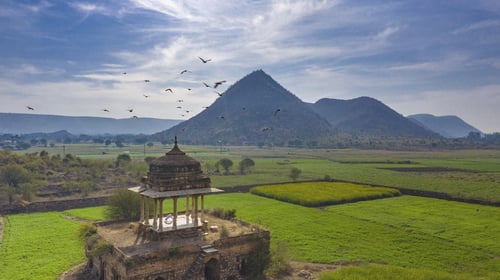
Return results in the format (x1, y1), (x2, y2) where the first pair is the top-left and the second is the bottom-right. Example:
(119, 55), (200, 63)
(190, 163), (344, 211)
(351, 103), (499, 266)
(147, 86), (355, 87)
(239, 158), (255, 174)
(289, 167), (301, 181)
(216, 158), (233, 175)
(116, 153), (132, 167)
(0, 163), (32, 204)
(105, 189), (141, 220)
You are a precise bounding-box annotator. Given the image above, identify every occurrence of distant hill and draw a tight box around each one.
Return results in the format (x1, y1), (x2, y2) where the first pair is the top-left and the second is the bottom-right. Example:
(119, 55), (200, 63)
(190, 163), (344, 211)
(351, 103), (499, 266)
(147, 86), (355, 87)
(153, 70), (334, 145)
(407, 114), (481, 138)
(310, 97), (439, 138)
(0, 113), (181, 135)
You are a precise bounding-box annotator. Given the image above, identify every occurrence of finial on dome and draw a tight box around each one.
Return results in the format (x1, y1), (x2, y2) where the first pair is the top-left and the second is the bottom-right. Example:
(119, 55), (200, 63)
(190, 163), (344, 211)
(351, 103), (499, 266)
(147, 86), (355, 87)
(166, 135), (185, 155)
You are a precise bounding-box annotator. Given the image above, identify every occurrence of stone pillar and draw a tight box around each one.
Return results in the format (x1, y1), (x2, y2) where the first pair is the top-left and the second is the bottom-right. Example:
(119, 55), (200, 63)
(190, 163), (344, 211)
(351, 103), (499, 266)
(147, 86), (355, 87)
(201, 195), (205, 221)
(159, 198), (164, 231)
(153, 199), (158, 229)
(145, 197), (150, 225)
(193, 195), (199, 226)
(173, 197), (178, 230)
(140, 195), (145, 223)
(186, 196), (190, 222)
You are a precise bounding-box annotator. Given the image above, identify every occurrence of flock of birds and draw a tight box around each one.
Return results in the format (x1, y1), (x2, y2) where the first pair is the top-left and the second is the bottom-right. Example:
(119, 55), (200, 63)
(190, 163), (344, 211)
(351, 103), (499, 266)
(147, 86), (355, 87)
(25, 56), (227, 119)
(25, 56), (283, 135)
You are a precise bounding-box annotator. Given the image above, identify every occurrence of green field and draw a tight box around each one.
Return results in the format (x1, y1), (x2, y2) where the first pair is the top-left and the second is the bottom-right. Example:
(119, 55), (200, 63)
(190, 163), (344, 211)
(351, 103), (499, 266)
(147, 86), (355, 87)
(1, 193), (499, 279)
(17, 144), (500, 203)
(5, 145), (500, 278)
(0, 212), (85, 280)
(250, 182), (400, 206)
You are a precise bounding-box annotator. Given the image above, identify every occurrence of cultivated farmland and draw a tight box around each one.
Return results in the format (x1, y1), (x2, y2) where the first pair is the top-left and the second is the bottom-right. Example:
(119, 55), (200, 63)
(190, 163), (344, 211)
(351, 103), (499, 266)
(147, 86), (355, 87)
(3, 145), (500, 279)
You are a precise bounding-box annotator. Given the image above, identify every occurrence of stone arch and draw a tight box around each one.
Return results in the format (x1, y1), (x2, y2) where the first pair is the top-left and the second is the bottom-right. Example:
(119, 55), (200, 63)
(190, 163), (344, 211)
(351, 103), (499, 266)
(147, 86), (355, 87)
(204, 258), (220, 280)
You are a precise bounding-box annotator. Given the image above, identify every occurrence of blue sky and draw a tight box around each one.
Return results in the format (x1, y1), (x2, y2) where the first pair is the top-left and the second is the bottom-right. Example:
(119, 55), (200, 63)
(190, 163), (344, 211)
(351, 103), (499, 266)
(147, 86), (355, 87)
(1, 0), (500, 133)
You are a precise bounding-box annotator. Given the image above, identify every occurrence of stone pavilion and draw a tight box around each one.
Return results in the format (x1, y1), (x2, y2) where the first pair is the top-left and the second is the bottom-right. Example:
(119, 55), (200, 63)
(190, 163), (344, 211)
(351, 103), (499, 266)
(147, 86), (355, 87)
(84, 138), (270, 280)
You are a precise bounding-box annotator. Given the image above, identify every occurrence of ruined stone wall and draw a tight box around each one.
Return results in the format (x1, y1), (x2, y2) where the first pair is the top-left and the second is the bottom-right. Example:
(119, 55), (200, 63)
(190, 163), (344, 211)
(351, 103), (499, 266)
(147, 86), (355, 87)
(214, 231), (271, 279)
(85, 229), (270, 280)
(0, 196), (108, 215)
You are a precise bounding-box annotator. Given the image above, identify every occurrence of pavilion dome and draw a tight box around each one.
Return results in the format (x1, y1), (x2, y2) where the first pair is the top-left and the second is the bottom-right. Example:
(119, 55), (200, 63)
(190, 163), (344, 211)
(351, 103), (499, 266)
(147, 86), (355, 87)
(146, 138), (210, 192)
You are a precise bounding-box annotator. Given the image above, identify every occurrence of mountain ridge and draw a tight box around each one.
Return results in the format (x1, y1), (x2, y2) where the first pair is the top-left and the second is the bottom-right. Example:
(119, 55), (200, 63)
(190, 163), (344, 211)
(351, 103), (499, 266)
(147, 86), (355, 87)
(0, 113), (181, 135)
(153, 70), (335, 145)
(310, 97), (439, 138)
(407, 114), (481, 138)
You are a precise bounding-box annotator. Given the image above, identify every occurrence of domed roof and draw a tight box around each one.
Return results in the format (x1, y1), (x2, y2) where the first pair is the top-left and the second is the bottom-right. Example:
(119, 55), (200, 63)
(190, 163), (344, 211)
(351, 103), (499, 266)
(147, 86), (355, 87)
(150, 139), (200, 168)
(146, 137), (210, 192)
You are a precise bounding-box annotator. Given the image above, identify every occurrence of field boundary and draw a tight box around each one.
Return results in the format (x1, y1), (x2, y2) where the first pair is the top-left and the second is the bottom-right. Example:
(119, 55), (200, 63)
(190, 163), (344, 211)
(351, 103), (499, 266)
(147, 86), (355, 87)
(0, 196), (109, 215)
(222, 179), (500, 207)
(1, 177), (498, 216)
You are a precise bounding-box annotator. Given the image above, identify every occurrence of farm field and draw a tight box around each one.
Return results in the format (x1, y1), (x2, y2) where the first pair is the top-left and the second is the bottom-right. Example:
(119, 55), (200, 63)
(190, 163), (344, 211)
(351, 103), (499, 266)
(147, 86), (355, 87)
(2, 193), (497, 279)
(250, 181), (400, 206)
(18, 144), (500, 203)
(0, 212), (85, 280)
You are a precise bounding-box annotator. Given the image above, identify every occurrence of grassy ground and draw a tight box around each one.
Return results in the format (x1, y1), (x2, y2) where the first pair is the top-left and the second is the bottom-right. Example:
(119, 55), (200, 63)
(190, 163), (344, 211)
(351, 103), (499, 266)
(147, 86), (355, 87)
(3, 193), (499, 279)
(0, 212), (85, 280)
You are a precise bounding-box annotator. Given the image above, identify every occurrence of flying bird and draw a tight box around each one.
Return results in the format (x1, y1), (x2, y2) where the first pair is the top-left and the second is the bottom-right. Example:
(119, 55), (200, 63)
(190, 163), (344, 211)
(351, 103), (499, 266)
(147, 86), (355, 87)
(274, 108), (281, 116)
(214, 90), (223, 97)
(177, 99), (184, 103)
(26, 106), (34, 110)
(127, 108), (134, 112)
(261, 127), (271, 132)
(213, 80), (226, 88)
(165, 88), (173, 93)
(198, 56), (211, 63)
(219, 114), (225, 120)
(143, 94), (150, 98)
(144, 79), (150, 83)
(122, 72), (127, 75)
(180, 69), (191, 74)
(102, 109), (110, 112)
(176, 106), (182, 109)
(132, 115), (138, 119)
(203, 82), (212, 88)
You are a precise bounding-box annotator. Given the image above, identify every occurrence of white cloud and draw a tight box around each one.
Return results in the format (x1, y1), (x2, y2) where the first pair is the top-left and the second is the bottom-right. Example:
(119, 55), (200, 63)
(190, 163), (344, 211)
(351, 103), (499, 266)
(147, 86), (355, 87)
(453, 19), (500, 34)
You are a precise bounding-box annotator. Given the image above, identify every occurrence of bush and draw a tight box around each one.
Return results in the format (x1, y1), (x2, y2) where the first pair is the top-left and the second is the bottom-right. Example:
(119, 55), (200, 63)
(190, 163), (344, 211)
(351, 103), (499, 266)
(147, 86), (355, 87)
(79, 222), (97, 238)
(209, 208), (237, 220)
(105, 189), (141, 220)
(267, 241), (292, 277)
(289, 167), (301, 181)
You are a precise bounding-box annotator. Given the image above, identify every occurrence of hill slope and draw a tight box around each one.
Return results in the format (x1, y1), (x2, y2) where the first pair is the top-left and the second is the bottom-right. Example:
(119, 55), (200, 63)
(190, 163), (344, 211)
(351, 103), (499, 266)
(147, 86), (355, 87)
(0, 113), (181, 135)
(310, 97), (439, 138)
(153, 70), (334, 145)
(407, 114), (481, 138)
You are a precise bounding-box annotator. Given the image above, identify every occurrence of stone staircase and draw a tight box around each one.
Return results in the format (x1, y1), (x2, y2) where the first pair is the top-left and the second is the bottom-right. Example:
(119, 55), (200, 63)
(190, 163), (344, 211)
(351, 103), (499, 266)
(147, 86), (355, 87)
(183, 245), (218, 280)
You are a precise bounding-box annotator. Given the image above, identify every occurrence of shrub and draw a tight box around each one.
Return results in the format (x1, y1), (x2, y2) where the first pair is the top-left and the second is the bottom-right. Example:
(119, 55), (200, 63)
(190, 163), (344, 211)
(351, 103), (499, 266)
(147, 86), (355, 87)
(289, 167), (301, 181)
(79, 222), (97, 238)
(267, 241), (292, 277)
(209, 207), (237, 220)
(105, 189), (141, 220)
